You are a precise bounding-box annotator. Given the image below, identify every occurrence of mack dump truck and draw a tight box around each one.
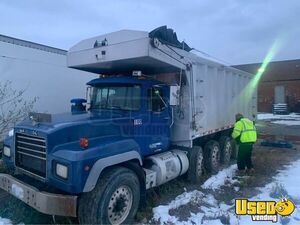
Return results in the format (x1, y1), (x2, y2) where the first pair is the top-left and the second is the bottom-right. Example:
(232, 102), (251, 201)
(0, 26), (256, 224)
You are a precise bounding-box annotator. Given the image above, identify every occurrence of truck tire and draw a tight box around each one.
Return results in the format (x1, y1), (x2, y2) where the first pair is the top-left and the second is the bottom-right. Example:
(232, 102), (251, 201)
(78, 167), (140, 225)
(231, 139), (238, 159)
(204, 140), (220, 173)
(187, 146), (204, 183)
(219, 136), (232, 165)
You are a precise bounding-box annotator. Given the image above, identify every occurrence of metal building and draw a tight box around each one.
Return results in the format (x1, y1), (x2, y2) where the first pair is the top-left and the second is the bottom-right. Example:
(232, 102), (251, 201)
(0, 34), (96, 113)
(234, 59), (300, 113)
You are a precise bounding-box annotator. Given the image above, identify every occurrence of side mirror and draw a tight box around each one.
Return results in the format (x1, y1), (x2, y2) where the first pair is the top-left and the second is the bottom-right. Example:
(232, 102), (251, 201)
(71, 98), (87, 113)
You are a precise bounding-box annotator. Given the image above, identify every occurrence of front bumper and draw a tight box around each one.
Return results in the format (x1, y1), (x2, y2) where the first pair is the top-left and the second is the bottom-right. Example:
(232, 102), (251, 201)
(0, 173), (77, 217)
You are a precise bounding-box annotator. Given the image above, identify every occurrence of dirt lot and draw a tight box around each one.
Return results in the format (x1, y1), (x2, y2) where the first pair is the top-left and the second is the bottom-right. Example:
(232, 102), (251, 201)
(0, 120), (300, 224)
(141, 145), (300, 223)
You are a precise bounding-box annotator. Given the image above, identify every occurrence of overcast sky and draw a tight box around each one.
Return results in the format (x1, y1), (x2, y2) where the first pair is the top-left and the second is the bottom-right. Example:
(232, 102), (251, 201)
(1, 0), (300, 65)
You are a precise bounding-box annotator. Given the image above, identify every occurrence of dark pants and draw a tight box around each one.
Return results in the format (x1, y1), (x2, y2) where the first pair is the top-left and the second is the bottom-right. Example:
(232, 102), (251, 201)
(237, 143), (253, 170)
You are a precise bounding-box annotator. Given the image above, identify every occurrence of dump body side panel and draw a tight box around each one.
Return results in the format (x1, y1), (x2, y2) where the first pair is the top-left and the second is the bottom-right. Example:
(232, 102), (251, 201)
(188, 63), (256, 142)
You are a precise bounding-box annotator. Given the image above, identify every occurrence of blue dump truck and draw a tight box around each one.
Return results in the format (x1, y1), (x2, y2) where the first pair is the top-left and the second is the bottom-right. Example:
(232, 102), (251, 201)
(0, 26), (256, 224)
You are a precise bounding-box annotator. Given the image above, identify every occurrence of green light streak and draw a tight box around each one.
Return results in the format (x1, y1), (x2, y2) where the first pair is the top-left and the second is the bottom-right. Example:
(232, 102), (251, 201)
(250, 38), (282, 90)
(229, 38), (284, 118)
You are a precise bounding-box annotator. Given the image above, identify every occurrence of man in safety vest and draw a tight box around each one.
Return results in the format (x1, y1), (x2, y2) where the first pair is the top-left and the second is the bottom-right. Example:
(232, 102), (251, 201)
(232, 113), (257, 175)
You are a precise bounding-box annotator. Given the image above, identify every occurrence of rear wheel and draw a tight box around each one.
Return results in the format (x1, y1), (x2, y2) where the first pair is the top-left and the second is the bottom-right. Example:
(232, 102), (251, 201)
(219, 136), (232, 165)
(78, 167), (140, 225)
(204, 140), (220, 173)
(187, 146), (204, 183)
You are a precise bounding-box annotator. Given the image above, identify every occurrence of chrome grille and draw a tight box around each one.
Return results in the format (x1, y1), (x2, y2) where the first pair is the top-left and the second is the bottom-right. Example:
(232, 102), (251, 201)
(15, 133), (46, 179)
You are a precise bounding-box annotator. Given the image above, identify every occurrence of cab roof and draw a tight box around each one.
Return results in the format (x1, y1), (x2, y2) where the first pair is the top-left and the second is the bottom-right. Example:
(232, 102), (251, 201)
(87, 76), (165, 86)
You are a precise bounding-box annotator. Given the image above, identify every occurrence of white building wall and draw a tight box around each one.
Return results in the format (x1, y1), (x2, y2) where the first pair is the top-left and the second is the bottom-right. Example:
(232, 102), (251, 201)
(0, 38), (96, 113)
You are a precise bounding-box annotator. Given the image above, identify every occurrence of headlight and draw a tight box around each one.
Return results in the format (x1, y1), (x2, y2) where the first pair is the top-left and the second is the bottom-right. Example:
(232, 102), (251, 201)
(3, 146), (11, 157)
(56, 163), (68, 179)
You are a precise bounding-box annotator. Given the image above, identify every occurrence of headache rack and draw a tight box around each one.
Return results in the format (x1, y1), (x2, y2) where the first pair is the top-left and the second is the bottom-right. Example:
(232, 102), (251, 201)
(15, 133), (47, 180)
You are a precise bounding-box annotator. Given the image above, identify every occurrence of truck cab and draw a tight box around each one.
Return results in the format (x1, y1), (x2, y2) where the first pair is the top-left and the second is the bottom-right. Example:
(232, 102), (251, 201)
(2, 75), (174, 190)
(87, 76), (172, 155)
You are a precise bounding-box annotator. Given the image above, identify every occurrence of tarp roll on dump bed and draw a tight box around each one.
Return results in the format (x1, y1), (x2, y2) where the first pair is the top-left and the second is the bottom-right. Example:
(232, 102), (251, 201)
(67, 27), (256, 147)
(149, 26), (192, 52)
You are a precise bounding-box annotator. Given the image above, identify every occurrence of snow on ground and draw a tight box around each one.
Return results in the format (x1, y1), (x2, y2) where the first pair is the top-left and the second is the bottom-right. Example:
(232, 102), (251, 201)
(257, 113), (300, 121)
(201, 164), (237, 190)
(152, 160), (300, 225)
(274, 160), (300, 204)
(239, 160), (300, 225)
(152, 191), (237, 225)
(271, 120), (300, 126)
(152, 166), (238, 225)
(0, 217), (13, 225)
(152, 190), (205, 224)
(257, 113), (300, 126)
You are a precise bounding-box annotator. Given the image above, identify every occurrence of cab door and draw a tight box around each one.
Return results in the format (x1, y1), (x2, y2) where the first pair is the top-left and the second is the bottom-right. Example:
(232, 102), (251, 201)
(147, 85), (171, 154)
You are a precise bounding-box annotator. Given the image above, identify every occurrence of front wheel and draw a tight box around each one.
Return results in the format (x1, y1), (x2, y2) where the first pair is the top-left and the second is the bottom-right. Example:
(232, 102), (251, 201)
(78, 167), (140, 225)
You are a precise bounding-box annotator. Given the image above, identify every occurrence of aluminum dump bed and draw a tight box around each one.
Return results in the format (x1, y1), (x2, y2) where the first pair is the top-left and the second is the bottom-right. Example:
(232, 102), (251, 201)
(68, 28), (256, 147)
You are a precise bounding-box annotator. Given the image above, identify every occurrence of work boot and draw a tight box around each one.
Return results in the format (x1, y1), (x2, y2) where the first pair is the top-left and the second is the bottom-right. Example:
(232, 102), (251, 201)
(246, 168), (255, 175)
(236, 169), (246, 176)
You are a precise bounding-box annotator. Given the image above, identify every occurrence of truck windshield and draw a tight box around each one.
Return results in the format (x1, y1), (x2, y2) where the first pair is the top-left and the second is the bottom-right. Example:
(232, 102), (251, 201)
(90, 85), (141, 111)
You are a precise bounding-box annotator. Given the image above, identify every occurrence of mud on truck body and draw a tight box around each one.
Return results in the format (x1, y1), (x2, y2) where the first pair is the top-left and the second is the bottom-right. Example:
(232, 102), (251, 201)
(0, 26), (256, 224)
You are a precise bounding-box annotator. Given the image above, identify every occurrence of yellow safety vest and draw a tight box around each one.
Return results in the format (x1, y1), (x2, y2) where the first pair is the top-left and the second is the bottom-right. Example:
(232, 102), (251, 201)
(232, 118), (257, 143)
